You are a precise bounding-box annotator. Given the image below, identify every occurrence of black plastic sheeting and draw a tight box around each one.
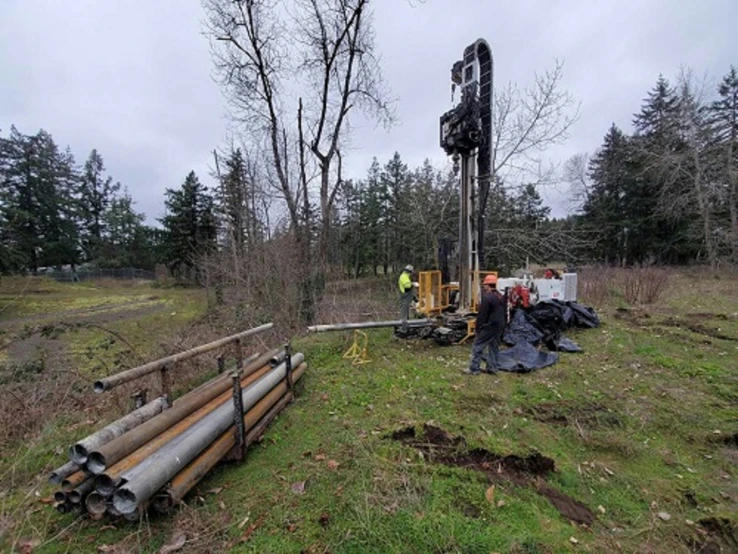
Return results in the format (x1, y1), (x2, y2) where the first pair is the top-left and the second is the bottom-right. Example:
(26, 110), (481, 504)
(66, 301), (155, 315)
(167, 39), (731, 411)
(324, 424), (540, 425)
(498, 300), (599, 372)
(497, 342), (559, 373)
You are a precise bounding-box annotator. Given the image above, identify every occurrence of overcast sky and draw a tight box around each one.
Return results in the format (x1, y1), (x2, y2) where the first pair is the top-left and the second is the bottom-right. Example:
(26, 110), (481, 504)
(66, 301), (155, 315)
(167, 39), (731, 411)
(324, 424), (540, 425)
(1, 0), (736, 223)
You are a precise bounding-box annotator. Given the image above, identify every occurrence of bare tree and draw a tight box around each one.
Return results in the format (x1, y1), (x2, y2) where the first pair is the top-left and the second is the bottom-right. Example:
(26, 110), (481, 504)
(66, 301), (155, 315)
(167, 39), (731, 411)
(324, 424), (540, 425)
(490, 60), (579, 188)
(563, 152), (591, 212)
(203, 0), (393, 317)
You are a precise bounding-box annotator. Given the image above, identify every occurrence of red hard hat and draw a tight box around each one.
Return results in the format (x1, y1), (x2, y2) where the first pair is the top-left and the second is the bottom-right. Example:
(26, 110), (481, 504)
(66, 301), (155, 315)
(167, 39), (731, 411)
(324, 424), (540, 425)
(483, 274), (497, 285)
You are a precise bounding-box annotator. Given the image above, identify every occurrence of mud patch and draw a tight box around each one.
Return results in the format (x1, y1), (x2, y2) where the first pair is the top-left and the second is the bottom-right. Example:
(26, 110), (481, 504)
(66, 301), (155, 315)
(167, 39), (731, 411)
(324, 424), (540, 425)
(391, 424), (595, 525)
(688, 517), (738, 553)
(660, 317), (738, 342)
(526, 401), (624, 430)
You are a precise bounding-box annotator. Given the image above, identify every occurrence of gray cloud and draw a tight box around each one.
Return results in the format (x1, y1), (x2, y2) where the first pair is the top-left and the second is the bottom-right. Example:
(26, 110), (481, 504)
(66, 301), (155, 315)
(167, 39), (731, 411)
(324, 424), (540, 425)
(1, 0), (736, 222)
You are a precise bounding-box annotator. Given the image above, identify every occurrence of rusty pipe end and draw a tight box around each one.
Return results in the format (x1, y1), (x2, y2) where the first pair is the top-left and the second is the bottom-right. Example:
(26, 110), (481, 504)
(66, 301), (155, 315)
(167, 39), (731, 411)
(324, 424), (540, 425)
(151, 493), (172, 513)
(87, 452), (107, 475)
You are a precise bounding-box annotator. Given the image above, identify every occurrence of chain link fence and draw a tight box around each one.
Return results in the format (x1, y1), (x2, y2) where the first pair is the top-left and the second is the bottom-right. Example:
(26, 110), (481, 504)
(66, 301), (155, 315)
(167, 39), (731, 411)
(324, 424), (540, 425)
(41, 267), (156, 282)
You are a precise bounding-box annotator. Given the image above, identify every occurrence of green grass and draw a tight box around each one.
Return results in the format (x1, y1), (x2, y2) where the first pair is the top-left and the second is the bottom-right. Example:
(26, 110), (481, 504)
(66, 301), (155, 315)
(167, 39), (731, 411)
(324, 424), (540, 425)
(1, 271), (737, 553)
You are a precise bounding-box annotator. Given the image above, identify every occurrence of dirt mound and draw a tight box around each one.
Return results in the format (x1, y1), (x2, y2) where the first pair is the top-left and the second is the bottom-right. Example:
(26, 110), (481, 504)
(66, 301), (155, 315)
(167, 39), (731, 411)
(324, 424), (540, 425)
(688, 517), (738, 553)
(391, 424), (594, 525)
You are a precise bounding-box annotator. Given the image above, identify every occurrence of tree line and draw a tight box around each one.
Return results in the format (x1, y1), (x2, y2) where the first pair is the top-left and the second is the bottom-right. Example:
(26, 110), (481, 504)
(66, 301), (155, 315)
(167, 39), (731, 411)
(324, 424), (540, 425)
(0, 126), (219, 275)
(567, 66), (738, 267)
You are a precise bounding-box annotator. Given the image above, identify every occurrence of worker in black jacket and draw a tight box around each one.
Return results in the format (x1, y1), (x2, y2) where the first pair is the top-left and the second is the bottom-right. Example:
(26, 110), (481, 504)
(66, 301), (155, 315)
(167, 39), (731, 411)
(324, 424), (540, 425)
(465, 274), (506, 375)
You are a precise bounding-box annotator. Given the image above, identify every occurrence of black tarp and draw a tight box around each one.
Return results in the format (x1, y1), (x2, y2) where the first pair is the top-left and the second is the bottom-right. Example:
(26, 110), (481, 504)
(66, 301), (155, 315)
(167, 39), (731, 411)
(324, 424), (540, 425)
(498, 301), (598, 369)
(497, 341), (559, 373)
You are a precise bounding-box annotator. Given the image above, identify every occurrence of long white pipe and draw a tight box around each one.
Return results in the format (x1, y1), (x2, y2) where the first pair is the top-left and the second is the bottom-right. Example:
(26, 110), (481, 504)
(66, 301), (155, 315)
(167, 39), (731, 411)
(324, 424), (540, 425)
(112, 353), (304, 514)
(307, 319), (432, 333)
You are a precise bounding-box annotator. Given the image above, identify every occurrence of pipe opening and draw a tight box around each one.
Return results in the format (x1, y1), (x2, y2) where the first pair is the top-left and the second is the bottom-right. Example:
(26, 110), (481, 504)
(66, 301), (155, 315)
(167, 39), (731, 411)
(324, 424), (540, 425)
(70, 444), (88, 465)
(113, 488), (138, 515)
(95, 474), (117, 497)
(93, 380), (106, 393)
(54, 491), (67, 503)
(87, 452), (106, 475)
(68, 490), (82, 503)
(151, 494), (172, 513)
(86, 492), (108, 515)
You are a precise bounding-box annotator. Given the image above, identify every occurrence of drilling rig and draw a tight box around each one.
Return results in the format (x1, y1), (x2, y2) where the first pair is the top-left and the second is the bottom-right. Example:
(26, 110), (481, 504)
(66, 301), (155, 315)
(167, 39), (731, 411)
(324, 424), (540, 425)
(414, 39), (577, 344)
(411, 39), (496, 344)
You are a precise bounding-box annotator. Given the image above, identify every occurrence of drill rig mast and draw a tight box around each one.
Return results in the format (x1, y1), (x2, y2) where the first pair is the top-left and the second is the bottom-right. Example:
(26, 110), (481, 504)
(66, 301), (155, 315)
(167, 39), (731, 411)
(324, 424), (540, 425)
(439, 39), (494, 312)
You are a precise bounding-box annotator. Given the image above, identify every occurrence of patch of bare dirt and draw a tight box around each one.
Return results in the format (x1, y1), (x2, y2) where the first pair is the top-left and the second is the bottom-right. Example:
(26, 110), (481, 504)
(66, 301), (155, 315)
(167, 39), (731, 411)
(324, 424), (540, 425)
(391, 424), (595, 525)
(687, 517), (738, 554)
(526, 401), (624, 430)
(0, 298), (164, 328)
(660, 317), (738, 342)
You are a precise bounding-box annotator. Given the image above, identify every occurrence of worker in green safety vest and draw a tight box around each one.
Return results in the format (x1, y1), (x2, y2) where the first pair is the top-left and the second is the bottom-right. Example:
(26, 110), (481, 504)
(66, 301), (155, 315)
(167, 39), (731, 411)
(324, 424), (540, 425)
(398, 265), (414, 330)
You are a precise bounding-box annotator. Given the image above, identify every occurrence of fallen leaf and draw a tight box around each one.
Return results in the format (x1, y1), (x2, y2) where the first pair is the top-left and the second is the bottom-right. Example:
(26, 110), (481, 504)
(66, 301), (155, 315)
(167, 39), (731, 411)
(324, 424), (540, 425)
(219, 500), (226, 511)
(291, 481), (306, 494)
(598, 505), (606, 514)
(99, 525), (117, 532)
(314, 454), (326, 462)
(570, 536), (579, 544)
(38, 497), (54, 505)
(321, 393), (329, 402)
(326, 460), (339, 470)
(18, 538), (40, 554)
(208, 487), (223, 495)
(485, 485), (495, 504)
(240, 514), (266, 543)
(286, 523), (297, 532)
(319, 513), (330, 527)
(496, 500), (506, 508)
(603, 467), (615, 476)
(158, 532), (187, 554)
(237, 515), (250, 529)
(302, 450), (312, 458)
(657, 512), (671, 521)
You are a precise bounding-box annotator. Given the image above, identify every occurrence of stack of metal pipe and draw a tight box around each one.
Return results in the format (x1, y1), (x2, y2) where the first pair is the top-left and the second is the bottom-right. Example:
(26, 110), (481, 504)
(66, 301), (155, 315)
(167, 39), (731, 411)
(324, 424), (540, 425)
(48, 347), (307, 519)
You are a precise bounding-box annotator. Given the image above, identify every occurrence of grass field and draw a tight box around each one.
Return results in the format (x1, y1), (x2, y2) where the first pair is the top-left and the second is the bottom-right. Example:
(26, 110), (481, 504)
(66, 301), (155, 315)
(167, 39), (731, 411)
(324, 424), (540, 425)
(0, 269), (736, 553)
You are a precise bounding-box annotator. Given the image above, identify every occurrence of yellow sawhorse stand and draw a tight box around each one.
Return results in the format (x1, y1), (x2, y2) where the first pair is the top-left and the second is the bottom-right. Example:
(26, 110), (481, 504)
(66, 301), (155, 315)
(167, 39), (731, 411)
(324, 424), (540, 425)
(343, 330), (371, 365)
(458, 319), (476, 345)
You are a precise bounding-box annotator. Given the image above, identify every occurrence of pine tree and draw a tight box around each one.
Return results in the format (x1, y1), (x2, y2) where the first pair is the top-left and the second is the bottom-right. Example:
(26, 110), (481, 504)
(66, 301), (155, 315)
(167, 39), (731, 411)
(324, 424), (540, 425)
(78, 149), (120, 262)
(0, 127), (80, 272)
(710, 66), (738, 260)
(160, 171), (217, 278)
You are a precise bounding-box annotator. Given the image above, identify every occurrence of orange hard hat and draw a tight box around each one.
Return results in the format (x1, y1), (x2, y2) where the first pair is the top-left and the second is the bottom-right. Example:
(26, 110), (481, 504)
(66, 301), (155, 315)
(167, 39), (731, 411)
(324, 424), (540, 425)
(483, 274), (497, 286)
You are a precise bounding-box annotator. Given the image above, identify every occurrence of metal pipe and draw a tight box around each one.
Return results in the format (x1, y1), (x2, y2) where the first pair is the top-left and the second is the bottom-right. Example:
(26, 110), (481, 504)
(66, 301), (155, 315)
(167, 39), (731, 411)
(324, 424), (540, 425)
(85, 491), (109, 515)
(69, 396), (169, 464)
(307, 319), (433, 333)
(152, 363), (306, 513)
(180, 347), (282, 398)
(62, 469), (90, 492)
(56, 501), (73, 514)
(87, 350), (281, 474)
(93, 323), (274, 392)
(93, 363), (274, 494)
(68, 476), (96, 504)
(54, 491), (67, 503)
(49, 460), (80, 485)
(113, 354), (304, 514)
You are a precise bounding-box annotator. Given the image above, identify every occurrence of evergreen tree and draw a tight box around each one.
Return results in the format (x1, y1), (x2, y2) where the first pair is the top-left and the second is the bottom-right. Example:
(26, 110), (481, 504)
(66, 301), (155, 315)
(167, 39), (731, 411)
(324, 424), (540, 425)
(0, 127), (80, 272)
(160, 171), (217, 278)
(101, 187), (146, 267)
(710, 66), (738, 260)
(78, 149), (120, 262)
